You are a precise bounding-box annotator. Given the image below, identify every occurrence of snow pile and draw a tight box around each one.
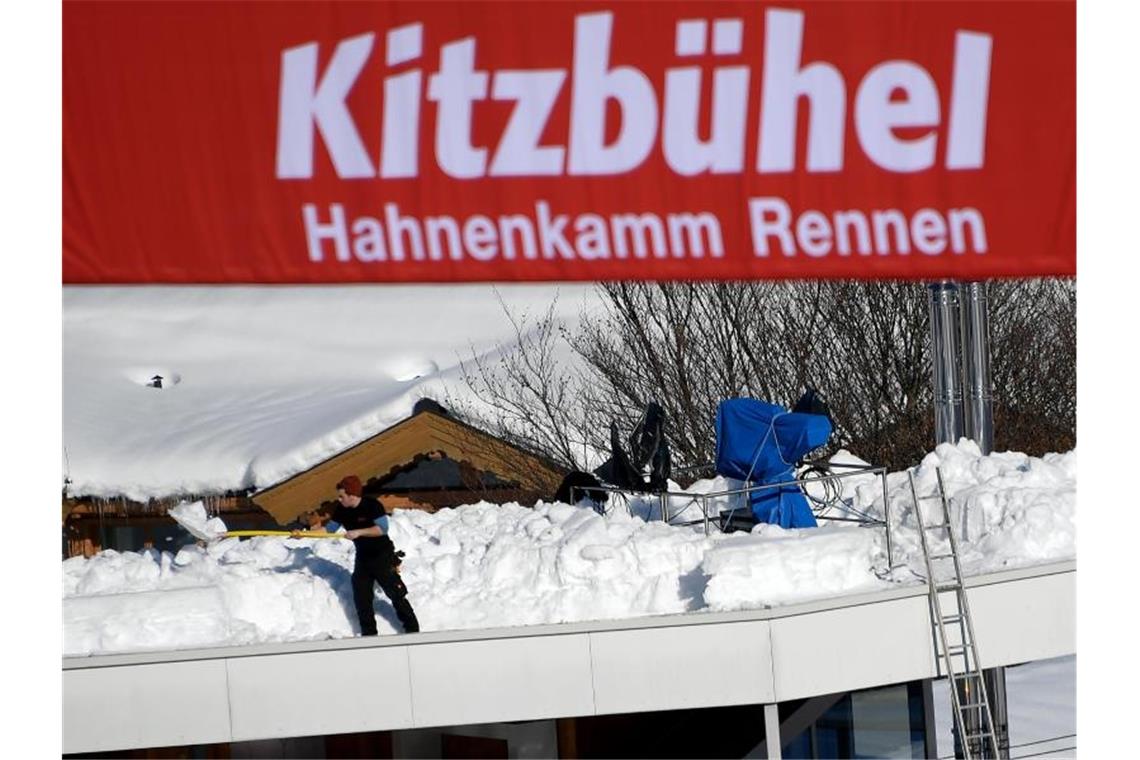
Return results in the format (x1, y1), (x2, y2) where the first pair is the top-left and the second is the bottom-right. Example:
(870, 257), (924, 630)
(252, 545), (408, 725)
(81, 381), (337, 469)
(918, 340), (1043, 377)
(167, 501), (227, 541)
(881, 441), (1076, 579)
(702, 526), (886, 610)
(63, 442), (1074, 657)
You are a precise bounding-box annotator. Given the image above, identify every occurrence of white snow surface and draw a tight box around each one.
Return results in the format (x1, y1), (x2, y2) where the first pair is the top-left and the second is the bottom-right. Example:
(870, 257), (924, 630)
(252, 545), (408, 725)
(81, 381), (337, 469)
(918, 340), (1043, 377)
(63, 441), (1074, 657)
(63, 284), (595, 500)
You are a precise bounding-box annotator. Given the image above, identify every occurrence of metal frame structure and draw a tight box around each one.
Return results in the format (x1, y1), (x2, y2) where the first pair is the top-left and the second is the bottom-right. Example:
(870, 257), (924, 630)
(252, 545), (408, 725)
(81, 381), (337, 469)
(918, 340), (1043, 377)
(570, 459), (896, 569)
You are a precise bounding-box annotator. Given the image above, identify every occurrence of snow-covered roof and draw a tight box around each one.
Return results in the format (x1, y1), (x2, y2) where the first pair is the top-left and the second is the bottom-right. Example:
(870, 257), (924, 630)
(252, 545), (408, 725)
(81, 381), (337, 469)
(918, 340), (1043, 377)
(63, 442), (1076, 656)
(63, 284), (594, 500)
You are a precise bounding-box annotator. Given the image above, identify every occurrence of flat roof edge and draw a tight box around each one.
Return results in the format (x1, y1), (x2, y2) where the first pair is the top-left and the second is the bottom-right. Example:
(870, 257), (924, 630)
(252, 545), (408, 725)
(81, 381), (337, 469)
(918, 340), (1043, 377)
(63, 558), (1074, 670)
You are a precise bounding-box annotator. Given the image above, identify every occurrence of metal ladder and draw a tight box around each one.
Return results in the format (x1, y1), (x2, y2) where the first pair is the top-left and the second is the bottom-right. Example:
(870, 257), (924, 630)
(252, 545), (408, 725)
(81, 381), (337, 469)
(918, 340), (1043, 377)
(909, 467), (1000, 760)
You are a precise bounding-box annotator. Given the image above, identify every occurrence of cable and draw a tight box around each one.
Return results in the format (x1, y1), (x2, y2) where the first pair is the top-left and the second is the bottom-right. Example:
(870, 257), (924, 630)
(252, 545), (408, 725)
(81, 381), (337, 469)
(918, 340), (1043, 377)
(938, 734), (1077, 760)
(798, 463), (844, 514)
(1010, 734), (1077, 749)
(1011, 746), (1076, 759)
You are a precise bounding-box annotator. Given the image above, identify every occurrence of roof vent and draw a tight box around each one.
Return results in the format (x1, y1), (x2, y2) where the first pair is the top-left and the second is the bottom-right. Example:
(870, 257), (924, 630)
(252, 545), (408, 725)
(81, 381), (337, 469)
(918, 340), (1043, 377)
(126, 368), (181, 388)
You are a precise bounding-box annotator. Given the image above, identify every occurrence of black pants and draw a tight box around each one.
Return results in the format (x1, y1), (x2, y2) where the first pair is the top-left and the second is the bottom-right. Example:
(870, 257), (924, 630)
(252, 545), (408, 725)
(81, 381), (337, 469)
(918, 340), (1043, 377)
(351, 552), (419, 635)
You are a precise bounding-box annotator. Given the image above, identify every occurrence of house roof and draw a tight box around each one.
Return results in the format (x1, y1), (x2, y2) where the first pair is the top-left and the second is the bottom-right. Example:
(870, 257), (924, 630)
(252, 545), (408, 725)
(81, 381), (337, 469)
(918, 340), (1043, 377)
(380, 456), (515, 491)
(63, 285), (597, 501)
(252, 403), (568, 524)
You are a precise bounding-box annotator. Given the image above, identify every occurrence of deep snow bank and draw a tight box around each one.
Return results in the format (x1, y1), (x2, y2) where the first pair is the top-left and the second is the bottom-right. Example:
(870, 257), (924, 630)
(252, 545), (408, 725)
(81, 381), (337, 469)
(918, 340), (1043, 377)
(63, 442), (1074, 656)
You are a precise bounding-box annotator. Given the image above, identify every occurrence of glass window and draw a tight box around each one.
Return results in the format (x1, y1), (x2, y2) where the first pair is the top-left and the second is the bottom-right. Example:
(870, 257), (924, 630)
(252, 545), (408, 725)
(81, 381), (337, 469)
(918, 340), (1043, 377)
(782, 680), (929, 759)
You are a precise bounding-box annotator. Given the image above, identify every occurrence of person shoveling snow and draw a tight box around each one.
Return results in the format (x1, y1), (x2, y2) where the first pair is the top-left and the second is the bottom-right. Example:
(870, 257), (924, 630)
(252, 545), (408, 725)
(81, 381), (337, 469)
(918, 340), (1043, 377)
(302, 475), (420, 635)
(171, 478), (426, 638)
(169, 477), (420, 637)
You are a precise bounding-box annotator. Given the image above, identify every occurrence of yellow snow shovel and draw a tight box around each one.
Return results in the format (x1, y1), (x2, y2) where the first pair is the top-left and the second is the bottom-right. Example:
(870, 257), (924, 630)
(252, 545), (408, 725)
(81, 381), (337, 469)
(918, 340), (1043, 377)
(223, 530), (344, 539)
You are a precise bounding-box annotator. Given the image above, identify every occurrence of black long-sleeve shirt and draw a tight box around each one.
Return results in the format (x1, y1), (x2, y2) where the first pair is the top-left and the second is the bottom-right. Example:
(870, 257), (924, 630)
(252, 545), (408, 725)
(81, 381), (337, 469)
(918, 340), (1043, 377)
(327, 496), (394, 559)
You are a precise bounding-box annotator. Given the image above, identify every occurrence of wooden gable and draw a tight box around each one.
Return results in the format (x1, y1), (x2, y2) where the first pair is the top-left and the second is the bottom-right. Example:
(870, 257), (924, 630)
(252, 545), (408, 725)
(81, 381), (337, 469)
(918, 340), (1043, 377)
(252, 407), (567, 524)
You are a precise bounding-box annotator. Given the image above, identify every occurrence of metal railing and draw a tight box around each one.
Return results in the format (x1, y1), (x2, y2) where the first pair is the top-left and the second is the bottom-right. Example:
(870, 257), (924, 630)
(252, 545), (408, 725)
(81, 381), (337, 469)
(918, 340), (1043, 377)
(570, 460), (895, 568)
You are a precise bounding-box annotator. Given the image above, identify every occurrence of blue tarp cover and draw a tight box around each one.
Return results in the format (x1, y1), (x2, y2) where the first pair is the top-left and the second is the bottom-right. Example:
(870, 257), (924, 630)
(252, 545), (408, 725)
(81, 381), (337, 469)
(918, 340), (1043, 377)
(715, 398), (832, 528)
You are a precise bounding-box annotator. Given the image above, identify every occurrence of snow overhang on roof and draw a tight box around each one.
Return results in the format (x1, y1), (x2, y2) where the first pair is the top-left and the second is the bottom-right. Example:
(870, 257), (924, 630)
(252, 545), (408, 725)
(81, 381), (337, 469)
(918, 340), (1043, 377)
(63, 284), (595, 501)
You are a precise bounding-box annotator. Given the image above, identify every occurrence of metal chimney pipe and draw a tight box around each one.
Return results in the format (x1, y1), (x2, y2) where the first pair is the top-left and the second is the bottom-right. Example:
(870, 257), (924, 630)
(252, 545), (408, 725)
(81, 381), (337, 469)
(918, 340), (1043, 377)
(931, 280), (1006, 759)
(959, 282), (994, 455)
(927, 283), (965, 444)
(960, 282), (1007, 757)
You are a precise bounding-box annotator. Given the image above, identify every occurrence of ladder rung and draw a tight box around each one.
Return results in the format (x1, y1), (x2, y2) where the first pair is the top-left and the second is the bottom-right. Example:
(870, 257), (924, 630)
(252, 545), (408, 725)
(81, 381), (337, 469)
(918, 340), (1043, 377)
(935, 582), (961, 592)
(941, 615), (964, 625)
(952, 671), (979, 680)
(946, 645), (970, 655)
(959, 701), (989, 710)
(923, 522), (951, 531)
(929, 553), (956, 560)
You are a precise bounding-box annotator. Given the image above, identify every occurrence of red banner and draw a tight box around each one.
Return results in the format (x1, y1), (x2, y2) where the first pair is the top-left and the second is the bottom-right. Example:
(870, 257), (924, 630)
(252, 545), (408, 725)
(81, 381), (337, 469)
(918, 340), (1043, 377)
(63, 1), (1075, 283)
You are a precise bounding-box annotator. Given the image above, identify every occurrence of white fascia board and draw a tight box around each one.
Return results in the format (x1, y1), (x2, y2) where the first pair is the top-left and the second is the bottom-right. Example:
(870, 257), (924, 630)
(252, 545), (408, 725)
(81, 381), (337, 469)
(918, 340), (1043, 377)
(63, 659), (232, 754)
(62, 561), (1075, 753)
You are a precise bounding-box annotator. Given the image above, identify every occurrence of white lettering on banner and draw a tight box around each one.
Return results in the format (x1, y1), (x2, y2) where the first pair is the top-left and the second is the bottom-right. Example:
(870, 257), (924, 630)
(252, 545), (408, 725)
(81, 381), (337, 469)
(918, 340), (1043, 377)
(668, 213), (723, 258)
(748, 197), (988, 257)
(757, 9), (845, 172)
(427, 38), (489, 179)
(303, 203), (350, 260)
(567, 13), (658, 175)
(277, 34), (377, 179)
(855, 62), (941, 173)
(275, 9), (993, 180)
(385, 203), (427, 261)
(381, 24), (424, 178)
(947, 32), (993, 169)
(351, 216), (387, 261)
(663, 18), (749, 175)
(302, 202), (725, 262)
(500, 214), (539, 259)
(464, 216), (498, 260)
(490, 70), (567, 176)
(535, 201), (574, 259)
(425, 216), (462, 261)
(611, 214), (668, 258)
